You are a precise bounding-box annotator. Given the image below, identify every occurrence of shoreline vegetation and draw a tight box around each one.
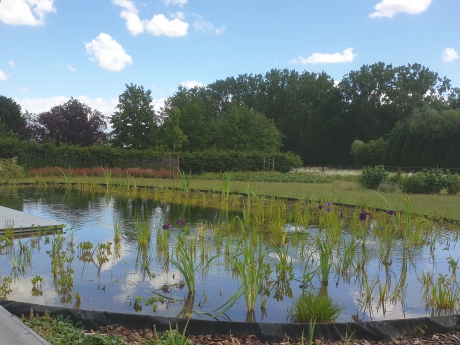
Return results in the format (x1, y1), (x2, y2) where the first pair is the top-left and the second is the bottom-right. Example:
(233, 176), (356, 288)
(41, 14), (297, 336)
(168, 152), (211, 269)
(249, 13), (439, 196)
(3, 174), (459, 222)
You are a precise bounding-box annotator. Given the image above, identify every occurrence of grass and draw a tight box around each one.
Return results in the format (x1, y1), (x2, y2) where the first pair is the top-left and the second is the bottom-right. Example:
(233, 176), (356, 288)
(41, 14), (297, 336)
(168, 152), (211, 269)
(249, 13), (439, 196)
(287, 290), (345, 323)
(9, 174), (460, 221)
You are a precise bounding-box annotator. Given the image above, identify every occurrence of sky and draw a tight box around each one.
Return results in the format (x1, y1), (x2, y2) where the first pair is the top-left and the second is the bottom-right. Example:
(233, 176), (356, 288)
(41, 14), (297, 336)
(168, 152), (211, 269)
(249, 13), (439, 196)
(0, 0), (459, 117)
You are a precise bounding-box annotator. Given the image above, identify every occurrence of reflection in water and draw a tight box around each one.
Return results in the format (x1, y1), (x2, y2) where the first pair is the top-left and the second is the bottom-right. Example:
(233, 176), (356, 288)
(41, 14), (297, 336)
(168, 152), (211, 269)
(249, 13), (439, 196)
(1, 186), (460, 322)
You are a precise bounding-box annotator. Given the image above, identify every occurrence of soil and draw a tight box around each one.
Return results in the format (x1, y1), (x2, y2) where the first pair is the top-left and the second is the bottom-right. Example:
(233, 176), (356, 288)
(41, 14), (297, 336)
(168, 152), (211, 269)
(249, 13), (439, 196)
(94, 324), (460, 345)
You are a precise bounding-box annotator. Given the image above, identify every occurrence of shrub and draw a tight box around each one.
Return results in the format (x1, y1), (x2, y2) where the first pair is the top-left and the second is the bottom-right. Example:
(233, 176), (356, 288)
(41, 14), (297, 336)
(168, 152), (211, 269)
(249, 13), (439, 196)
(445, 173), (460, 195)
(399, 169), (449, 194)
(0, 157), (28, 180)
(360, 165), (388, 190)
(287, 290), (344, 323)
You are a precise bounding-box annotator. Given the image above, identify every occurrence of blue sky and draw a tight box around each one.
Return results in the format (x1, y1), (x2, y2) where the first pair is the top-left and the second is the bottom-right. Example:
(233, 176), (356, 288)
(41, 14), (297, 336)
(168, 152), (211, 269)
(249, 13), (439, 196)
(0, 0), (459, 116)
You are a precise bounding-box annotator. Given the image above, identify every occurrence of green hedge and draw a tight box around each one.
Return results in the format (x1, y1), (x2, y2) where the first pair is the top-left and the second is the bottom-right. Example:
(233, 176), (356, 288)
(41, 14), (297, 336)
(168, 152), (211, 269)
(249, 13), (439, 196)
(399, 169), (460, 194)
(180, 150), (302, 174)
(0, 138), (303, 173)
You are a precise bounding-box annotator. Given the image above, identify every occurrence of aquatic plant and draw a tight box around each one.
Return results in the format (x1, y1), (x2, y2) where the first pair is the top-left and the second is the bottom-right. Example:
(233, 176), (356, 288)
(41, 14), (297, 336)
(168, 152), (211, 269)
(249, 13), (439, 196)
(287, 290), (344, 323)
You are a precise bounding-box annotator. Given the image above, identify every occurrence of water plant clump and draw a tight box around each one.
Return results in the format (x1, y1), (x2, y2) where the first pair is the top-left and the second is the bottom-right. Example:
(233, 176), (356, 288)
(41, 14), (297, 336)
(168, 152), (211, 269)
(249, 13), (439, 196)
(287, 290), (345, 323)
(1, 185), (460, 323)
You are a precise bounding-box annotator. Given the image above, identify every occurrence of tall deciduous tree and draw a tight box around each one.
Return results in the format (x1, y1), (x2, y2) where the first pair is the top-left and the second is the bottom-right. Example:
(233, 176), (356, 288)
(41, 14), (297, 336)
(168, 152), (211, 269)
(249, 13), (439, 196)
(214, 103), (281, 153)
(29, 98), (108, 146)
(162, 86), (216, 152)
(0, 95), (26, 138)
(159, 106), (187, 152)
(111, 83), (158, 149)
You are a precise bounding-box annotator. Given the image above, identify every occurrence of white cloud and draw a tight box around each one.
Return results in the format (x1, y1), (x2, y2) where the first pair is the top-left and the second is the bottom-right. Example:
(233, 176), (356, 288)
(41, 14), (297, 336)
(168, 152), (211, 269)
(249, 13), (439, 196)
(0, 0), (56, 26)
(193, 14), (225, 35)
(289, 48), (356, 64)
(112, 0), (144, 35)
(16, 95), (166, 116)
(18, 87), (28, 92)
(370, 0), (432, 18)
(112, 0), (188, 37)
(442, 47), (459, 63)
(144, 14), (188, 37)
(163, 0), (188, 7)
(85, 33), (133, 72)
(180, 80), (204, 88)
(8, 61), (16, 68)
(0, 70), (7, 80)
(67, 64), (77, 72)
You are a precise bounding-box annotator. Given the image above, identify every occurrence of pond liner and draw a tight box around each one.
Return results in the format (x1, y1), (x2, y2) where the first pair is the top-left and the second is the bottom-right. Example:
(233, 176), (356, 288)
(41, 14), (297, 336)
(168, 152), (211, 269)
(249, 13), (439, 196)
(1, 301), (460, 343)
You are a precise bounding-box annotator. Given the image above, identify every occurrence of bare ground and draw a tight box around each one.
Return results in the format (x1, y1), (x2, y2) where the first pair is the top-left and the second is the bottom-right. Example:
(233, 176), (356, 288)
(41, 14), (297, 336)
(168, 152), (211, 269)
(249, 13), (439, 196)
(94, 324), (460, 345)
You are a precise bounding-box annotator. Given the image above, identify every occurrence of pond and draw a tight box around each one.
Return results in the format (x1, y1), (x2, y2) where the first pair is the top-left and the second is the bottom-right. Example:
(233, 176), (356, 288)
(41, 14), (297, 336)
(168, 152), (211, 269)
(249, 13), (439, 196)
(0, 185), (459, 324)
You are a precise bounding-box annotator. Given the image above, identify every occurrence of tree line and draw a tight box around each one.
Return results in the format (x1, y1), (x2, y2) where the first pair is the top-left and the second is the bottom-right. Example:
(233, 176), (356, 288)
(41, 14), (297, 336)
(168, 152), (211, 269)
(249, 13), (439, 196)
(1, 61), (459, 167)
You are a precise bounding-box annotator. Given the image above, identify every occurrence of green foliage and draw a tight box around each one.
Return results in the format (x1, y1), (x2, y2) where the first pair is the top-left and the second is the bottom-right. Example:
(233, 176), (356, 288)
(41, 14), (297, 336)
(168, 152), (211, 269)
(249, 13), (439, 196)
(180, 150), (302, 174)
(0, 157), (28, 180)
(360, 165), (388, 190)
(111, 83), (158, 149)
(399, 169), (455, 194)
(350, 138), (387, 165)
(159, 106), (188, 152)
(22, 311), (125, 345)
(214, 103), (282, 153)
(141, 323), (193, 345)
(196, 171), (330, 183)
(0, 95), (26, 138)
(382, 107), (460, 167)
(287, 290), (344, 323)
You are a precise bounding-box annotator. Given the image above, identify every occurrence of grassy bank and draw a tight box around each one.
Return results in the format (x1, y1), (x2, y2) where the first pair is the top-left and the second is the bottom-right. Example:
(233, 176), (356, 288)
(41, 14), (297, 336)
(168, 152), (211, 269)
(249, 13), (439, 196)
(4, 175), (459, 221)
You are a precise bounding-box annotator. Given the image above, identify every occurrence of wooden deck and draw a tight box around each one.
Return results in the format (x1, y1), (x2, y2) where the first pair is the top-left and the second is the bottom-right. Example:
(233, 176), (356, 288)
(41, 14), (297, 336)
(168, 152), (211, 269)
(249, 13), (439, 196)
(0, 206), (64, 237)
(0, 305), (50, 345)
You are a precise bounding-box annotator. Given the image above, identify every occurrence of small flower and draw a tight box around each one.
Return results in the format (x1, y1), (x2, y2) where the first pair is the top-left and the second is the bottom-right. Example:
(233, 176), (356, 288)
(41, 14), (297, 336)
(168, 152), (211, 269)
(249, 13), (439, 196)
(176, 218), (186, 227)
(325, 202), (332, 207)
(358, 210), (371, 221)
(162, 222), (172, 230)
(326, 207), (332, 213)
(386, 210), (396, 216)
(318, 204), (324, 210)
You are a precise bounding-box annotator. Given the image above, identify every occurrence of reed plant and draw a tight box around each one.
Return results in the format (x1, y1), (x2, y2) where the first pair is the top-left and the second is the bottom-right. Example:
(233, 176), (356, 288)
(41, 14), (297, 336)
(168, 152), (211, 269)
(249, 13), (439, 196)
(230, 237), (266, 313)
(58, 166), (72, 188)
(222, 172), (232, 200)
(170, 235), (218, 295)
(287, 290), (344, 323)
(102, 166), (111, 191)
(272, 244), (294, 281)
(316, 238), (333, 284)
(179, 169), (192, 195)
(133, 214), (151, 247)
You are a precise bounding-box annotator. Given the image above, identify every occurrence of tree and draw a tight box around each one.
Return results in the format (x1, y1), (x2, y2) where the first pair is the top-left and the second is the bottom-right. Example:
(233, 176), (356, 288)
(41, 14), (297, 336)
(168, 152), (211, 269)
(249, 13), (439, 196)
(162, 86), (216, 152)
(28, 98), (108, 146)
(110, 84), (158, 149)
(214, 103), (281, 153)
(159, 106), (187, 152)
(339, 62), (453, 144)
(0, 95), (26, 138)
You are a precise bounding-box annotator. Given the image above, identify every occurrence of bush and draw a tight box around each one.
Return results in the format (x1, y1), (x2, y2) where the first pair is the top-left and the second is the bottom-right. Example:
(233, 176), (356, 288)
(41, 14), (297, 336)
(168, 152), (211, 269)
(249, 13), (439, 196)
(0, 157), (28, 180)
(445, 173), (460, 195)
(360, 165), (388, 190)
(399, 169), (450, 194)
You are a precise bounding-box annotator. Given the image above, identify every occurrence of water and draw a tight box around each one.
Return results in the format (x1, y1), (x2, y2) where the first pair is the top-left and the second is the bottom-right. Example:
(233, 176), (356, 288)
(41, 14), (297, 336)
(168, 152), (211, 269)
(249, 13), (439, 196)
(0, 186), (459, 323)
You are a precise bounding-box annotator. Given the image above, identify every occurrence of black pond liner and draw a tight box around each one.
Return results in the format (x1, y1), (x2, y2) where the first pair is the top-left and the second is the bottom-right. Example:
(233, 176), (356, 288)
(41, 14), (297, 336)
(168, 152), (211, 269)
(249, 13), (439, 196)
(1, 301), (460, 342)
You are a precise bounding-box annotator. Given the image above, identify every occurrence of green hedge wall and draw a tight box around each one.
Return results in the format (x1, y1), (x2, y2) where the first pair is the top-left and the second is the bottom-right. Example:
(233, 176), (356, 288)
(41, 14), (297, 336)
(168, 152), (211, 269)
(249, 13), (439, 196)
(0, 138), (303, 173)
